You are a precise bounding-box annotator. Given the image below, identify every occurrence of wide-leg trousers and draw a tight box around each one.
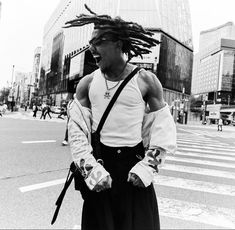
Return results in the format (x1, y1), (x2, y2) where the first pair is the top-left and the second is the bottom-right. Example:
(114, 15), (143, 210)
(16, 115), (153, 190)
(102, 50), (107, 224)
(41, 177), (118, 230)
(80, 142), (160, 230)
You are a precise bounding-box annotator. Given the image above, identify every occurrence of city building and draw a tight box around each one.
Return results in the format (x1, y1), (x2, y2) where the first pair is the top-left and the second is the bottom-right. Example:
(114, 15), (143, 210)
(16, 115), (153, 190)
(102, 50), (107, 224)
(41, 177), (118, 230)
(14, 71), (32, 107)
(39, 0), (193, 117)
(192, 22), (235, 124)
(0, 2), (2, 20)
(30, 47), (41, 106)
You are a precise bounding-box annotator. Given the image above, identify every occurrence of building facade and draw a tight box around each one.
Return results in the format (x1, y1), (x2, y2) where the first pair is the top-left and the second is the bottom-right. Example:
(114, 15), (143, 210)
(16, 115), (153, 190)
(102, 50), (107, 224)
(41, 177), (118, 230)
(0, 2), (2, 20)
(13, 71), (32, 106)
(39, 0), (193, 111)
(192, 22), (235, 123)
(30, 47), (41, 106)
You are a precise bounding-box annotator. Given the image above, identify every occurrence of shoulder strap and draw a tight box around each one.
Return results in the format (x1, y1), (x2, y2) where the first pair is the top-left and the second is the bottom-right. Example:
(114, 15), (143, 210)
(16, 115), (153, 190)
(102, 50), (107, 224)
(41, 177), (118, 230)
(96, 67), (140, 134)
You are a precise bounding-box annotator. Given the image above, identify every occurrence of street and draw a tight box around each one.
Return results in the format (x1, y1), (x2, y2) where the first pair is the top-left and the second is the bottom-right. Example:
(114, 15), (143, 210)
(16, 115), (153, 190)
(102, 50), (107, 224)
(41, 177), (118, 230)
(1, 113), (235, 229)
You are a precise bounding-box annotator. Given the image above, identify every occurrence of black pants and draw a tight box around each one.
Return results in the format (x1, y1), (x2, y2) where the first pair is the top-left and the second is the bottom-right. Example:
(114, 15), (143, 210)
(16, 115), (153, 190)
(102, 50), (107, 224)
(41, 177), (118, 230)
(44, 111), (51, 119)
(33, 111), (37, 117)
(81, 142), (160, 230)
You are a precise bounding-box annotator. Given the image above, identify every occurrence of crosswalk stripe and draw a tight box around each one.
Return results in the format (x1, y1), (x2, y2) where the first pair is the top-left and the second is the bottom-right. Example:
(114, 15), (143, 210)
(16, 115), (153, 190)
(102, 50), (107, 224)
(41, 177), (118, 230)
(177, 140), (230, 147)
(177, 128), (203, 136)
(19, 178), (65, 192)
(176, 150), (235, 161)
(21, 140), (57, 144)
(167, 156), (235, 169)
(178, 146), (235, 156)
(177, 143), (235, 152)
(154, 175), (235, 196)
(177, 138), (222, 145)
(158, 197), (235, 229)
(177, 135), (211, 140)
(162, 164), (235, 179)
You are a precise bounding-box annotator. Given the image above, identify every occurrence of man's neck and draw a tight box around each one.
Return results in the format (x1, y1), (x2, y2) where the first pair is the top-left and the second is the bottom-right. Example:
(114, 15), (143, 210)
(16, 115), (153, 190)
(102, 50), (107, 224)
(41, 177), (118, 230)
(104, 62), (130, 81)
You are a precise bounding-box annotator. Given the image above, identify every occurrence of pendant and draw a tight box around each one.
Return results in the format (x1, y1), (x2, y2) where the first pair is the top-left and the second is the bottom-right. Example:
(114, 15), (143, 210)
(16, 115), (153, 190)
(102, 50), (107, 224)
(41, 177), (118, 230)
(104, 91), (111, 99)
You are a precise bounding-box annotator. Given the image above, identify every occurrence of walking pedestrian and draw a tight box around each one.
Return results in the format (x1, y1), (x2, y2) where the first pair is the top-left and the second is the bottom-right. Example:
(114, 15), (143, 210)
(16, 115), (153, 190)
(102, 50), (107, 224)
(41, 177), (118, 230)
(44, 104), (52, 119)
(218, 118), (223, 131)
(40, 103), (47, 119)
(58, 104), (67, 120)
(65, 5), (176, 230)
(32, 104), (38, 118)
(61, 95), (75, 146)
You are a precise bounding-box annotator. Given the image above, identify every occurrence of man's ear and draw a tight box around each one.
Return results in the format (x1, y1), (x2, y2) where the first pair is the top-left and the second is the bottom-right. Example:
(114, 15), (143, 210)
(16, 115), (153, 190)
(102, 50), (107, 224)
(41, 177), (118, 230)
(116, 40), (123, 50)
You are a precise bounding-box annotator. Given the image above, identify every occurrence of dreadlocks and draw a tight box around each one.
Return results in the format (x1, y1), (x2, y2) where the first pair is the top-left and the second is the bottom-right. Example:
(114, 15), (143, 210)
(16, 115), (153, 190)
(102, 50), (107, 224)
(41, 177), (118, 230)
(64, 4), (160, 61)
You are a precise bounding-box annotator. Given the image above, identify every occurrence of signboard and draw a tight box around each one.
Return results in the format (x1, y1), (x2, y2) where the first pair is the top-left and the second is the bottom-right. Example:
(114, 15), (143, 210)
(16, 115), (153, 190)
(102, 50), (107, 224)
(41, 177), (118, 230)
(130, 32), (161, 72)
(209, 111), (220, 119)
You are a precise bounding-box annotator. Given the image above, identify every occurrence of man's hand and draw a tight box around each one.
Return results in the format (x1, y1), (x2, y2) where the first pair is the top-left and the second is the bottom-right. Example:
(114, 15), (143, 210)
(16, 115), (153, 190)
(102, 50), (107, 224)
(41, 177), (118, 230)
(127, 172), (145, 188)
(93, 175), (112, 192)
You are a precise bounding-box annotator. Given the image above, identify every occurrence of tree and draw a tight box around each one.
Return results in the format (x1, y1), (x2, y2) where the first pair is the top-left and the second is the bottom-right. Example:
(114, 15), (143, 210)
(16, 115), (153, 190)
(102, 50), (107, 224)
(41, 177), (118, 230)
(0, 87), (10, 103)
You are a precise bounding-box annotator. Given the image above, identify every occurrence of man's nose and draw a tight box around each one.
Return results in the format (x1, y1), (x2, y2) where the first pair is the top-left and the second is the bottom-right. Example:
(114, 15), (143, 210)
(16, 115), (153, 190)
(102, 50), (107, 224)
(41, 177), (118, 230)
(89, 44), (97, 53)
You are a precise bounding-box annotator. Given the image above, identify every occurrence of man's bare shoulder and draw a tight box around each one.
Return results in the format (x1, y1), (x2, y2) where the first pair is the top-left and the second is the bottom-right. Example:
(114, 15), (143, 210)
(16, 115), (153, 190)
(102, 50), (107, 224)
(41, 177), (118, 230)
(138, 69), (163, 91)
(77, 72), (94, 89)
(76, 72), (95, 108)
(138, 69), (165, 111)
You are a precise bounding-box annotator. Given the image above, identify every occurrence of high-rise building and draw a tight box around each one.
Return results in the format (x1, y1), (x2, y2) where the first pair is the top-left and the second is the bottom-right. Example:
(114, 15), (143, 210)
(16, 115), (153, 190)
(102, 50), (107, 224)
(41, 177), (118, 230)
(39, 0), (193, 109)
(191, 22), (235, 123)
(0, 2), (2, 20)
(30, 47), (41, 105)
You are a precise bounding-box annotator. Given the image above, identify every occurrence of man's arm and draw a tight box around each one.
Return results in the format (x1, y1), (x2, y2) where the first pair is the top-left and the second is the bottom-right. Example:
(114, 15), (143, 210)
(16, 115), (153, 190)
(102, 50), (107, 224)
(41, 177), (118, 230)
(74, 72), (112, 192)
(128, 70), (177, 188)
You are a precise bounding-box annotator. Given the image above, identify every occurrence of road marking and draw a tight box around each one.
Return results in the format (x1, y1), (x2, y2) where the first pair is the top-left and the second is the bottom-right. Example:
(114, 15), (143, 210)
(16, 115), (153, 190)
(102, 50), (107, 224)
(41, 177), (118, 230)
(177, 143), (235, 152)
(21, 140), (56, 144)
(154, 175), (235, 196)
(177, 138), (219, 144)
(19, 178), (65, 192)
(158, 197), (235, 229)
(177, 139), (230, 147)
(176, 151), (235, 161)
(178, 147), (235, 156)
(167, 156), (235, 169)
(177, 137), (225, 143)
(162, 164), (235, 179)
(177, 128), (205, 136)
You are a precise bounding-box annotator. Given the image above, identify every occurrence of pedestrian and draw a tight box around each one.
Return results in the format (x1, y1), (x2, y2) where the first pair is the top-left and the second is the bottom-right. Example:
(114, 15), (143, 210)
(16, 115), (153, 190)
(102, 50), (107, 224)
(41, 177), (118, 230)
(65, 5), (176, 230)
(58, 104), (67, 120)
(61, 95), (76, 146)
(24, 103), (28, 111)
(44, 104), (52, 119)
(218, 118), (223, 131)
(40, 103), (47, 119)
(32, 103), (38, 118)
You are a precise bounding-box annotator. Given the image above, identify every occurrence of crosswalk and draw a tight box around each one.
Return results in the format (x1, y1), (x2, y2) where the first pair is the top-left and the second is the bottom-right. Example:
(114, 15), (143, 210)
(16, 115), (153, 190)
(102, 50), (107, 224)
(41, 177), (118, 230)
(3, 112), (66, 123)
(154, 132), (235, 229)
(178, 127), (235, 139)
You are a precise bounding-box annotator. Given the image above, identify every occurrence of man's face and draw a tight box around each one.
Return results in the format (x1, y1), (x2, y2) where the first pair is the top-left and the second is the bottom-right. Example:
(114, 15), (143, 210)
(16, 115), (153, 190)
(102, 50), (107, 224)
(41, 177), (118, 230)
(89, 29), (121, 72)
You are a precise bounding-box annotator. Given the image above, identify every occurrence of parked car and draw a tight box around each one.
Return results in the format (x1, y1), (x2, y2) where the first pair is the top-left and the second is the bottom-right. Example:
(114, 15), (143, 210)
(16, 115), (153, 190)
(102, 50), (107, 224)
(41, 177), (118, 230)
(232, 120), (235, 126)
(51, 106), (62, 114)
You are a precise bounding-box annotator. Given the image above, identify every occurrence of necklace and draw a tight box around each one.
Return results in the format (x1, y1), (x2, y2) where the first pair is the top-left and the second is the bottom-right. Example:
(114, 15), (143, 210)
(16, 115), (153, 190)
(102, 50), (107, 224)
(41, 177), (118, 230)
(103, 63), (127, 99)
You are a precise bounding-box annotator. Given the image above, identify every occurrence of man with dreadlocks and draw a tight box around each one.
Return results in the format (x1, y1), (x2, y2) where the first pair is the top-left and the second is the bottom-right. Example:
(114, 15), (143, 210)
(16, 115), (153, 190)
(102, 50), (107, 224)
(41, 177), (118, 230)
(66, 4), (176, 230)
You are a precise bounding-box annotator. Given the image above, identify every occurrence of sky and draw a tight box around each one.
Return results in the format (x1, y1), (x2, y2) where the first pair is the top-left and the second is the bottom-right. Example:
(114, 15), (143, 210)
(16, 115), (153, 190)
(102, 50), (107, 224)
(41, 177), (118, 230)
(1, 0), (235, 88)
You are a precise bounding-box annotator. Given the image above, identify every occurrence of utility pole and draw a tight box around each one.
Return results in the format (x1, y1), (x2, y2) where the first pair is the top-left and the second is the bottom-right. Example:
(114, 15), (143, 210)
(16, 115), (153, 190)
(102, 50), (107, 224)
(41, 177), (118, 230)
(11, 65), (15, 112)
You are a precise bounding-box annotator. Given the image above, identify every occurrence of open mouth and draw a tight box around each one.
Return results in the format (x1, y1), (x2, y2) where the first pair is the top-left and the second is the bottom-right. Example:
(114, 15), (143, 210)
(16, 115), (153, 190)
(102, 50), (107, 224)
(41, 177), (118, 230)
(93, 54), (102, 64)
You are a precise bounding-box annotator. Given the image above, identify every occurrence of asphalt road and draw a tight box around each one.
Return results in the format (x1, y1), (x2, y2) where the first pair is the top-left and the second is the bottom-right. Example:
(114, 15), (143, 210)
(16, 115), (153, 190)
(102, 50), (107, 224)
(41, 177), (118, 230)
(0, 114), (235, 229)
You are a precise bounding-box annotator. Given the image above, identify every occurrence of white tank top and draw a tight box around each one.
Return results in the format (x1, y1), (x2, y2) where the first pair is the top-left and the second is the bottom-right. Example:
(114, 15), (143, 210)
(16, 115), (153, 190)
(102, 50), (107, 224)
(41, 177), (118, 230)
(89, 68), (145, 147)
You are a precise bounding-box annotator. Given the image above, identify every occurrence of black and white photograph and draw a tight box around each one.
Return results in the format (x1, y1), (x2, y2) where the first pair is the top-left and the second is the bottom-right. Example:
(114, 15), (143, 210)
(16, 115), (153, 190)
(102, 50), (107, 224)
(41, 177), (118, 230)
(0, 0), (235, 229)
